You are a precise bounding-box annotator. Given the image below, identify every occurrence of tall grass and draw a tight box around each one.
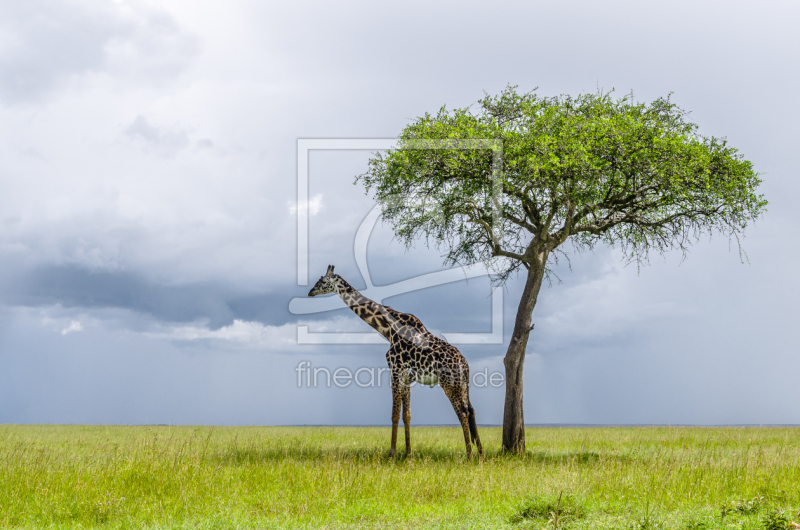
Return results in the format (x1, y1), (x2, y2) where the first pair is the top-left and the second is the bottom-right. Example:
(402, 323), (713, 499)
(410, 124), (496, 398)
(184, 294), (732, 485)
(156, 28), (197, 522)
(1, 425), (798, 528)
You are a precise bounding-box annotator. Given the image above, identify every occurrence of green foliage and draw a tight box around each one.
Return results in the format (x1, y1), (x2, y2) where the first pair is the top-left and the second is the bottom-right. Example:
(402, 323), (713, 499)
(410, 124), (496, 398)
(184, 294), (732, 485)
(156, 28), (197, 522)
(628, 513), (663, 530)
(1, 426), (799, 529)
(762, 510), (794, 530)
(359, 86), (766, 279)
(722, 496), (767, 517)
(682, 519), (710, 530)
(512, 492), (587, 526)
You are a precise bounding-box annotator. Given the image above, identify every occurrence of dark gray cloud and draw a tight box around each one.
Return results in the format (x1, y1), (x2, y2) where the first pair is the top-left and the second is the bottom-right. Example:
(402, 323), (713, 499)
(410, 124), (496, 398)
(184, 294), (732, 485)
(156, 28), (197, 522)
(2, 264), (305, 328)
(1, 260), (499, 333)
(8, 265), (235, 326)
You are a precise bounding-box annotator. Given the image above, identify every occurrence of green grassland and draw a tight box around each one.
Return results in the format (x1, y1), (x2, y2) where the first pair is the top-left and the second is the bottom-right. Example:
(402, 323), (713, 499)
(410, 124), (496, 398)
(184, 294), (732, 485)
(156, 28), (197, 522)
(1, 425), (799, 529)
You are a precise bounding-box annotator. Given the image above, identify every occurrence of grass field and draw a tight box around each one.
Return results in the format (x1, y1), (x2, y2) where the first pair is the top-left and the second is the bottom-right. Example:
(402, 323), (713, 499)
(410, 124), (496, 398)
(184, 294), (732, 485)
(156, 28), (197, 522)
(1, 425), (799, 529)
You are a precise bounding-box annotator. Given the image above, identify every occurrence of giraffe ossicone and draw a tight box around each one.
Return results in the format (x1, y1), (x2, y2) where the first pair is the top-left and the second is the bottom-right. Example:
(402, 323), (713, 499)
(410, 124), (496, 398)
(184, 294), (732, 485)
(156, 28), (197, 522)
(308, 264), (484, 458)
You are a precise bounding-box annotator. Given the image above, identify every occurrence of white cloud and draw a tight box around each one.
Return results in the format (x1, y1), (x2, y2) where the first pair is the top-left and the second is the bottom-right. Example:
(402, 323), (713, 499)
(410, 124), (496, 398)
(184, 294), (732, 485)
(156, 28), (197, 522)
(146, 319), (297, 349)
(61, 320), (83, 335)
(146, 314), (382, 350)
(289, 194), (323, 217)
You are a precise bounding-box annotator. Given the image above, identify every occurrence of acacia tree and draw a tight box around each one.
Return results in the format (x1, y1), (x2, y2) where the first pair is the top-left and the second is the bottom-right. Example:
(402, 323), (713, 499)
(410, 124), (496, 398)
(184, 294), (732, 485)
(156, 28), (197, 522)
(358, 87), (765, 453)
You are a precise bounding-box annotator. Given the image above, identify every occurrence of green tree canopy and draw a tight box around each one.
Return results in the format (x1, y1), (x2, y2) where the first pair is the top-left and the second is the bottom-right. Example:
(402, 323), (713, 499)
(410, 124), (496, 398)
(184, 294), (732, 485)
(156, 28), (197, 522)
(359, 87), (766, 452)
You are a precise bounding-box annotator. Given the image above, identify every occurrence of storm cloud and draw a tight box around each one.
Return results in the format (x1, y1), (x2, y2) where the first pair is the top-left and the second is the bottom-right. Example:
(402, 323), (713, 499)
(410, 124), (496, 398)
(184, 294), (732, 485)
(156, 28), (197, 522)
(0, 0), (798, 426)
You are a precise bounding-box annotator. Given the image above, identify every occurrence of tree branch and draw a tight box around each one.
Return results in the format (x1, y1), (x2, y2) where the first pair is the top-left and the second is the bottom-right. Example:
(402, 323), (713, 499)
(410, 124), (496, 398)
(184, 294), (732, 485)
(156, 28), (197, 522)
(504, 211), (537, 233)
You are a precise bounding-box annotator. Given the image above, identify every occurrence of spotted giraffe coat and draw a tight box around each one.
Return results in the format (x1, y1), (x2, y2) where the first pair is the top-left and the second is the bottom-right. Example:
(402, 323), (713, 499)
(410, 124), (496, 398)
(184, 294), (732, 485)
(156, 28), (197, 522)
(308, 265), (482, 457)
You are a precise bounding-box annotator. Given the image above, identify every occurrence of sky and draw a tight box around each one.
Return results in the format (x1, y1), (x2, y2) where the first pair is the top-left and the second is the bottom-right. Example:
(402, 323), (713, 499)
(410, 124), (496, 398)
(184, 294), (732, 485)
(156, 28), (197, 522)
(0, 0), (798, 427)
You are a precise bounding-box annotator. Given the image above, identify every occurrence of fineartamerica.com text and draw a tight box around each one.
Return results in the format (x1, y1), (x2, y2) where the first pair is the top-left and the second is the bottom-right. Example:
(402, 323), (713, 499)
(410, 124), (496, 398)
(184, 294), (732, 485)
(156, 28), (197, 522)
(296, 362), (504, 388)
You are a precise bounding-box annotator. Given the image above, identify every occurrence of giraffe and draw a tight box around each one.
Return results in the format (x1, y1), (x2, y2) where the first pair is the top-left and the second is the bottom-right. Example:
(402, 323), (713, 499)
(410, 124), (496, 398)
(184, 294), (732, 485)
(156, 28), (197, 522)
(308, 265), (483, 458)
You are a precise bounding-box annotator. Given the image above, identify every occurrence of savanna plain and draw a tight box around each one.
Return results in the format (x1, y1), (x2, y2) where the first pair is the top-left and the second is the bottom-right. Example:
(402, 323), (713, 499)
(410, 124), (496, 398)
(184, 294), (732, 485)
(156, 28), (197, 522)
(1, 425), (798, 529)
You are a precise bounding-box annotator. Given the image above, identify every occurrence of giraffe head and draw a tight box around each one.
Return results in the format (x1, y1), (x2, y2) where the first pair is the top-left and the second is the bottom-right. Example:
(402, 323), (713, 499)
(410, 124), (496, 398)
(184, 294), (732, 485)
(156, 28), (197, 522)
(308, 265), (340, 296)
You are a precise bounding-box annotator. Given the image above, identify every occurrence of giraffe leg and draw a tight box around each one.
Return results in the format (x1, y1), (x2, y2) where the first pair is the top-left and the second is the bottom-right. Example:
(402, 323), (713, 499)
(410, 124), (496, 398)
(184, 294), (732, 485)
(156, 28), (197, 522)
(456, 409), (473, 459)
(402, 388), (411, 456)
(443, 386), (473, 458)
(390, 386), (401, 457)
(468, 402), (484, 456)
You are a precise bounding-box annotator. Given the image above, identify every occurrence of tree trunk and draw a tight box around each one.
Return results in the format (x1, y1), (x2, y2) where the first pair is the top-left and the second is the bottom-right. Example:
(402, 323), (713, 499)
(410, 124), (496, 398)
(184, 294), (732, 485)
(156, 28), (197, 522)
(502, 255), (547, 453)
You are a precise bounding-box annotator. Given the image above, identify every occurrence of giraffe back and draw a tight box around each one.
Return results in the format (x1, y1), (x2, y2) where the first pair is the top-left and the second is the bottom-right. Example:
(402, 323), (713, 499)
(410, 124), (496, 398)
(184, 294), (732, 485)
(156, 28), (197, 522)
(383, 307), (469, 390)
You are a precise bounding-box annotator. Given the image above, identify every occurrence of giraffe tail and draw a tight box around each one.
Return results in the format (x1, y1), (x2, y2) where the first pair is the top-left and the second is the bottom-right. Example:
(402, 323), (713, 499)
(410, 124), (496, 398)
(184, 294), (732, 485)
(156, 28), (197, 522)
(467, 402), (478, 445)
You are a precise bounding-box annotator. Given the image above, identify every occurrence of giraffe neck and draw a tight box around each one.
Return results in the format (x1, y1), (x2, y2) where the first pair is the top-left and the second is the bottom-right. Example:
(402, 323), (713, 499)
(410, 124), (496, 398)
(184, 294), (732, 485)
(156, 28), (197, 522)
(334, 277), (392, 339)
